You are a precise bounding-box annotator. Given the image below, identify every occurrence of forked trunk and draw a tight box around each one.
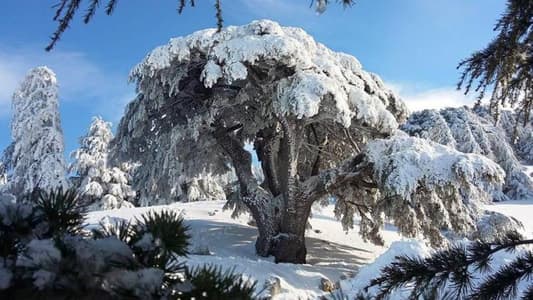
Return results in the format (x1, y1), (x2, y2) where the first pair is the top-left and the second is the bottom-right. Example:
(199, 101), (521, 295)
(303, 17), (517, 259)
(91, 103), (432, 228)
(215, 120), (316, 264)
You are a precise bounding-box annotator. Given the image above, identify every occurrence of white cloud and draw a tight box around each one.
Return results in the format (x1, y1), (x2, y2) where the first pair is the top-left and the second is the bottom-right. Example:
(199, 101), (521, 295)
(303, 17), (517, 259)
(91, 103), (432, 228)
(0, 47), (133, 119)
(387, 82), (477, 112)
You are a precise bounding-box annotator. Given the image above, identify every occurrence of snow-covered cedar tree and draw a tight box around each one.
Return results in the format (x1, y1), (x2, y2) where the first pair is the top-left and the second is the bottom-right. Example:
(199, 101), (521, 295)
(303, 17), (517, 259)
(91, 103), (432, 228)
(111, 108), (233, 205)
(484, 108), (533, 164)
(0, 145), (13, 192)
(71, 116), (135, 210)
(183, 172), (230, 203)
(114, 20), (505, 263)
(108, 120), (233, 206)
(8, 67), (68, 196)
(0, 164), (6, 187)
(402, 107), (533, 200)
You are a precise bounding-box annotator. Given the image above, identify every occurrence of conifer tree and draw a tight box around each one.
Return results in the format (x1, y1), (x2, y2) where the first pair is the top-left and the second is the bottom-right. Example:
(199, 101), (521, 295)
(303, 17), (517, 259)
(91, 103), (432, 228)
(114, 20), (506, 264)
(0, 162), (6, 187)
(9, 67), (68, 196)
(0, 146), (10, 189)
(402, 107), (533, 200)
(71, 116), (135, 210)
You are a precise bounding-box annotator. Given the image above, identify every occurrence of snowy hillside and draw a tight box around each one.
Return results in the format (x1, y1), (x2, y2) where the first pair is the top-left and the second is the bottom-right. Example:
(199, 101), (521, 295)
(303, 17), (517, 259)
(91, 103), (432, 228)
(85, 189), (533, 299)
(86, 201), (398, 299)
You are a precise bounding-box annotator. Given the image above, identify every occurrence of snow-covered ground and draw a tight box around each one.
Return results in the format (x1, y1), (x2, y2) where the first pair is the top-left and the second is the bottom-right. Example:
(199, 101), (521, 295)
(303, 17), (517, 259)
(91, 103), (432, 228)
(87, 201), (401, 299)
(86, 176), (533, 300)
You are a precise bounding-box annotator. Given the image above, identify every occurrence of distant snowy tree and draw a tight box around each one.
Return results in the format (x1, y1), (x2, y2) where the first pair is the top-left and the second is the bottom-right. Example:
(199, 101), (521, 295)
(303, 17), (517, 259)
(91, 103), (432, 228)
(489, 109), (533, 164)
(114, 20), (505, 263)
(0, 162), (6, 187)
(182, 172), (231, 203)
(8, 67), (68, 196)
(403, 107), (533, 200)
(71, 117), (135, 210)
(0, 145), (11, 190)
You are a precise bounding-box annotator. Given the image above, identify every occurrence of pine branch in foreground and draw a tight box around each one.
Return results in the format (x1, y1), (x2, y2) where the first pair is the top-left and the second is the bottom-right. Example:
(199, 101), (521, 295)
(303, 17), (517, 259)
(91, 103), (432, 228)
(46, 0), (357, 50)
(366, 231), (533, 300)
(458, 0), (533, 129)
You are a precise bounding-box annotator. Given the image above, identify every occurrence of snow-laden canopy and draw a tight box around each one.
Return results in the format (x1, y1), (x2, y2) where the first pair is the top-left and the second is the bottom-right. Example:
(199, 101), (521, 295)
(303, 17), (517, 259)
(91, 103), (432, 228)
(490, 109), (533, 164)
(71, 117), (135, 210)
(129, 19), (408, 132)
(402, 107), (533, 200)
(329, 135), (505, 246)
(115, 20), (507, 261)
(8, 66), (68, 195)
(116, 20), (408, 206)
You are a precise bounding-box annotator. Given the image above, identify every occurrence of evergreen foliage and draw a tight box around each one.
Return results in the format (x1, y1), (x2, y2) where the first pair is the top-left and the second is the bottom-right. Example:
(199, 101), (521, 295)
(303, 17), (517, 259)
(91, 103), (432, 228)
(30, 188), (86, 237)
(46, 0), (355, 50)
(0, 145), (12, 189)
(180, 265), (256, 300)
(9, 66), (68, 196)
(458, 0), (533, 129)
(93, 217), (134, 243)
(0, 191), (256, 299)
(70, 116), (136, 210)
(114, 20), (506, 263)
(0, 194), (37, 263)
(131, 210), (190, 258)
(402, 107), (533, 200)
(366, 231), (533, 300)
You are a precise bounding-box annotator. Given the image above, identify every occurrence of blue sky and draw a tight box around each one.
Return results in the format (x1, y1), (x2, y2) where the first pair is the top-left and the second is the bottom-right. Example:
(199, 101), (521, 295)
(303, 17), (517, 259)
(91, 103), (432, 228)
(0, 0), (505, 156)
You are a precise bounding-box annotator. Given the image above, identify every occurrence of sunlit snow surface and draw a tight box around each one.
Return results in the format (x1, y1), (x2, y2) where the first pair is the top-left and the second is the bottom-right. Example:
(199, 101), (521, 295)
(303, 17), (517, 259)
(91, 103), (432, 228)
(87, 201), (400, 299)
(86, 169), (533, 300)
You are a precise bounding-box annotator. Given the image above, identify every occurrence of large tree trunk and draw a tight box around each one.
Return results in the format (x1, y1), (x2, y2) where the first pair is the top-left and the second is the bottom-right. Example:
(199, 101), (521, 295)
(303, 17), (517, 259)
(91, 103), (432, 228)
(214, 120), (365, 264)
(213, 124), (283, 258)
(268, 119), (311, 263)
(270, 196), (312, 263)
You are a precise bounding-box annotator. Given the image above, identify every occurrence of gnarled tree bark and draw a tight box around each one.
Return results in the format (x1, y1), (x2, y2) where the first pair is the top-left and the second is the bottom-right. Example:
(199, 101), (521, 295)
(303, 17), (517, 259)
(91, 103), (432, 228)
(214, 120), (373, 263)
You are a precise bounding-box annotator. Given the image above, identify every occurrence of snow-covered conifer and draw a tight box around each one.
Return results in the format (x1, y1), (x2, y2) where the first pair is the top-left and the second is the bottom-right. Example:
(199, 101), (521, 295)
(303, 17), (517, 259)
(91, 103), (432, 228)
(0, 162), (7, 187)
(113, 98), (232, 206)
(489, 109), (533, 164)
(114, 20), (505, 263)
(9, 67), (68, 196)
(403, 107), (533, 200)
(71, 117), (135, 210)
(183, 173), (228, 203)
